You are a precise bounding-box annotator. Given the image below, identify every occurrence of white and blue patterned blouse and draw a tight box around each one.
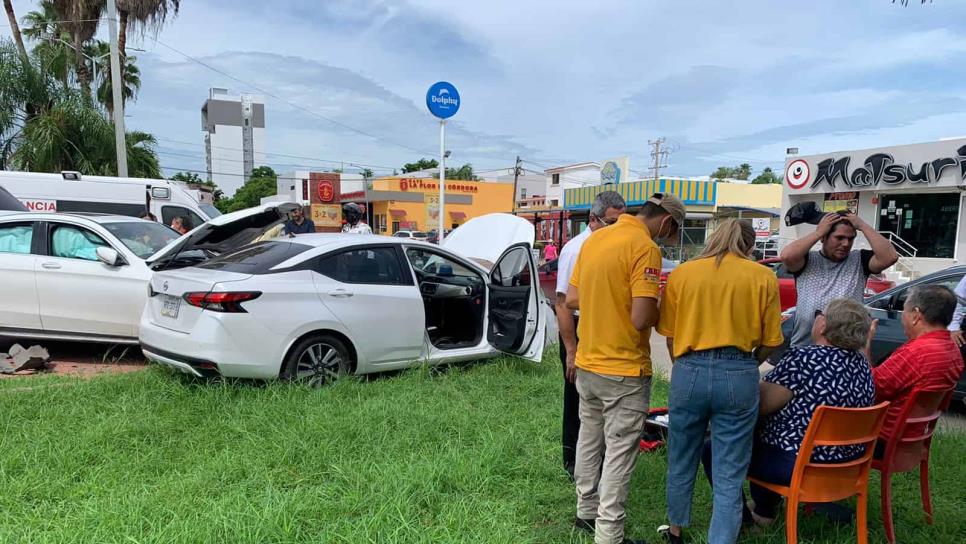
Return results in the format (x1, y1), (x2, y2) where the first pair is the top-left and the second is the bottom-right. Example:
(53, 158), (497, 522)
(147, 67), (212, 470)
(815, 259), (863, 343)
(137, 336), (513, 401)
(759, 345), (875, 462)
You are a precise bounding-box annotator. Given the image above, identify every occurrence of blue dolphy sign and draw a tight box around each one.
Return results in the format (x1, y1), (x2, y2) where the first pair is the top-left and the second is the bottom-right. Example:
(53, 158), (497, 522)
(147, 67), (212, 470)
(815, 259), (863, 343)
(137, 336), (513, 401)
(426, 81), (460, 119)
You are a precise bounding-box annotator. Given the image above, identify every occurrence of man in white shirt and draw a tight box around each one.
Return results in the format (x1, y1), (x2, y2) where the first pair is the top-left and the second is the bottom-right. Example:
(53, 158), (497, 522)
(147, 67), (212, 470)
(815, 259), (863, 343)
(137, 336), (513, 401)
(948, 275), (966, 347)
(556, 190), (626, 479)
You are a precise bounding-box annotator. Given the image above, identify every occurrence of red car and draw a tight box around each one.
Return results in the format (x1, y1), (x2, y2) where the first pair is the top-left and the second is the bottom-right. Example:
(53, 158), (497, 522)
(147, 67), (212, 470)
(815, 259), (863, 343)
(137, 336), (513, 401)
(538, 259), (669, 302)
(540, 257), (894, 311)
(757, 257), (895, 311)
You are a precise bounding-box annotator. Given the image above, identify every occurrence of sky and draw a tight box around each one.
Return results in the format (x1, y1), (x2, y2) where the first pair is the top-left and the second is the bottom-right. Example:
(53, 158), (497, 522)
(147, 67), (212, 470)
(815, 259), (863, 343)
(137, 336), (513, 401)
(4, 0), (966, 183)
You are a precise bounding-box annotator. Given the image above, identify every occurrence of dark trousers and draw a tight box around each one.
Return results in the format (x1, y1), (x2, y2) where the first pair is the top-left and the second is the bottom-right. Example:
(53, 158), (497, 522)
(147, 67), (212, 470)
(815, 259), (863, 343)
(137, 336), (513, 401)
(560, 316), (580, 475)
(702, 440), (798, 521)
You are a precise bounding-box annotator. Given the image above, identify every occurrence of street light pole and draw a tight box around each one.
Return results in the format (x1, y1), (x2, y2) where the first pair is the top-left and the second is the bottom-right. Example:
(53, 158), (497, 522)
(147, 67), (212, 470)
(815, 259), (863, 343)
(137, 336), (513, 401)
(438, 120), (446, 243)
(105, 0), (128, 177)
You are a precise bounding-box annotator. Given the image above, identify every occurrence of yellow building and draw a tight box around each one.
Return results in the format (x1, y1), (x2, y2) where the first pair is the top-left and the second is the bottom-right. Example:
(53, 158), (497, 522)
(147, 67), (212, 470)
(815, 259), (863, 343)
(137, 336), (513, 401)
(341, 177), (515, 234)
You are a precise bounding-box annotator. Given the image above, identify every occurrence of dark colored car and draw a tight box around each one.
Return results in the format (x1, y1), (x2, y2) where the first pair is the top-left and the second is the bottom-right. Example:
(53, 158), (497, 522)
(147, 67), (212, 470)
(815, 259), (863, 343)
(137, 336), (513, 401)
(778, 265), (966, 405)
(758, 257), (896, 311)
(426, 229), (452, 245)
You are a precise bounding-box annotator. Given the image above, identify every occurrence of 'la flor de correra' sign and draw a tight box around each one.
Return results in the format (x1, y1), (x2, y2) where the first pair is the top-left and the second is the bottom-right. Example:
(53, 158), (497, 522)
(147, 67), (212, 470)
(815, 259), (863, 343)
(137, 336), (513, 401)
(785, 139), (966, 193)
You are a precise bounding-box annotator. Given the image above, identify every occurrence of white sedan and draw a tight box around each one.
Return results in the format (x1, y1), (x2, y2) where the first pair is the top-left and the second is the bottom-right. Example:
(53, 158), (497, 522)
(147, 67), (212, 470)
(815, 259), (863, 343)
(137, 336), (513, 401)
(0, 203), (299, 344)
(139, 214), (549, 384)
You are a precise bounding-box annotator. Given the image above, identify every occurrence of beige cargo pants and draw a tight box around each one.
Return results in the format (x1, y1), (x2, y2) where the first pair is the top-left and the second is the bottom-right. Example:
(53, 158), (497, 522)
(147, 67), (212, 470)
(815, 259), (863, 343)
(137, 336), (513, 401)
(574, 368), (652, 544)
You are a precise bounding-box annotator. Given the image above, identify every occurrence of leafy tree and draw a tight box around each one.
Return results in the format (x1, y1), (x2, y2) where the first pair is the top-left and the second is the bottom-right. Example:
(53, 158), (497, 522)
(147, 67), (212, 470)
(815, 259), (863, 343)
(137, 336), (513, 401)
(3, 0), (27, 60)
(0, 39), (160, 177)
(710, 163), (753, 181)
(216, 166), (277, 213)
(169, 171), (202, 183)
(445, 163), (477, 181)
(361, 168), (373, 180)
(86, 40), (141, 117)
(22, 1), (72, 88)
(402, 158), (438, 173)
(116, 1), (180, 83)
(751, 167), (781, 185)
(51, 0), (103, 100)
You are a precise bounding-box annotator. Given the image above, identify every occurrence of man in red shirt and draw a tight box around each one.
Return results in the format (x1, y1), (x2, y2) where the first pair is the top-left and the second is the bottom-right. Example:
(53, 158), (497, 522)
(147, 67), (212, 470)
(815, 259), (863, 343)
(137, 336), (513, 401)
(873, 284), (965, 442)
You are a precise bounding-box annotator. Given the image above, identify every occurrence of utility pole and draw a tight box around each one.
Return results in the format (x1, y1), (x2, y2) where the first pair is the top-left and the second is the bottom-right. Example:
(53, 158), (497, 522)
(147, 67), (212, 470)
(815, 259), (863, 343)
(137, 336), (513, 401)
(511, 155), (522, 214)
(106, 0), (128, 177)
(648, 137), (668, 181)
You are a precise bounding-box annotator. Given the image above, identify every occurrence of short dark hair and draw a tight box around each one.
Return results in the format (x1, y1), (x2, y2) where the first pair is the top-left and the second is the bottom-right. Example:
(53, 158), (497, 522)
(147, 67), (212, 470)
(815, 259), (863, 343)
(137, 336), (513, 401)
(176, 215), (193, 230)
(639, 201), (670, 219)
(823, 220), (856, 239)
(906, 285), (957, 327)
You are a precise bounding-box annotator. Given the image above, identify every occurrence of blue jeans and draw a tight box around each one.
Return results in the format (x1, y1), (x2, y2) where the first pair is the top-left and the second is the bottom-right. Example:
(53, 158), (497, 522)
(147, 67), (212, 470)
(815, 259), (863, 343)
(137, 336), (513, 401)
(702, 440), (798, 521)
(666, 348), (759, 544)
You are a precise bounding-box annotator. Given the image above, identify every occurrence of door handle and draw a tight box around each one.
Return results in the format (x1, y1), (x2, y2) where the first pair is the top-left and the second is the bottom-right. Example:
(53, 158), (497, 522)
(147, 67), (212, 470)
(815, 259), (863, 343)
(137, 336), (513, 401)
(41, 262), (62, 270)
(326, 289), (354, 298)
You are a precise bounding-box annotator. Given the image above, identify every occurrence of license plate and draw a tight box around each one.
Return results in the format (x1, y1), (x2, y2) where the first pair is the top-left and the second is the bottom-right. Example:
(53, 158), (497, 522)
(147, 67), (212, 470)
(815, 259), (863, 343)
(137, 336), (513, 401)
(160, 295), (181, 318)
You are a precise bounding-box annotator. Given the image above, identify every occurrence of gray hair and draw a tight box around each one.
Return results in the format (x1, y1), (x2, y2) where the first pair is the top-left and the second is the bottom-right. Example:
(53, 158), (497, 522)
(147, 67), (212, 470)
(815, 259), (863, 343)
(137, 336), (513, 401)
(590, 190), (626, 219)
(822, 298), (872, 351)
(905, 285), (957, 327)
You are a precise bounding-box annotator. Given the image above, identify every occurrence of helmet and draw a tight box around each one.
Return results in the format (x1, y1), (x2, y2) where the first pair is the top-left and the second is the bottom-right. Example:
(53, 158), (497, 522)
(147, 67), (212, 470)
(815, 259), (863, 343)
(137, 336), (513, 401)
(342, 202), (363, 224)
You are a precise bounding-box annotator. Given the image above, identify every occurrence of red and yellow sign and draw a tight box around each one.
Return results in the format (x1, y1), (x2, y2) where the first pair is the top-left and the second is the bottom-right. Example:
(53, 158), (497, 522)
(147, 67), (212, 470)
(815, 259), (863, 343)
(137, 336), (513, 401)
(317, 180), (335, 202)
(399, 178), (479, 193)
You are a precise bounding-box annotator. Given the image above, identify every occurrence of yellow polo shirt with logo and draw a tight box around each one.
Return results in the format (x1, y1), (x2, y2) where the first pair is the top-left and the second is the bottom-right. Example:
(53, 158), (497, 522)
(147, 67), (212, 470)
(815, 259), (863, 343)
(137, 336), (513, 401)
(569, 214), (662, 377)
(657, 253), (784, 358)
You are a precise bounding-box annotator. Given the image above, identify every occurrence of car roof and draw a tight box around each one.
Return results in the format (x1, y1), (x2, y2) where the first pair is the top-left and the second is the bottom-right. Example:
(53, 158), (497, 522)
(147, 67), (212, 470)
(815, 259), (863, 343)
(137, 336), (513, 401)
(0, 211), (147, 224)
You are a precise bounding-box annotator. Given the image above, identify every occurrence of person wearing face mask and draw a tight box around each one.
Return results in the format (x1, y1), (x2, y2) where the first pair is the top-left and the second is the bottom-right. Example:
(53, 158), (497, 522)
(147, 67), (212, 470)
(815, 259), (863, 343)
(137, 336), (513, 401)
(555, 190), (626, 480)
(565, 192), (685, 544)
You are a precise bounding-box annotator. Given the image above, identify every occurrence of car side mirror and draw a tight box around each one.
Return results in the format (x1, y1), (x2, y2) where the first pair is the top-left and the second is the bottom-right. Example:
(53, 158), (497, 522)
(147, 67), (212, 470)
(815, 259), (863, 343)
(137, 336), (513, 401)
(96, 246), (123, 267)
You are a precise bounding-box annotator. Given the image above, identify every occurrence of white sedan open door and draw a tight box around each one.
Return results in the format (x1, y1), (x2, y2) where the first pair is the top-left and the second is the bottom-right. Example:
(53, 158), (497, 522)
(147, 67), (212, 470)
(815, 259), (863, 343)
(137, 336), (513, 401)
(486, 242), (546, 362)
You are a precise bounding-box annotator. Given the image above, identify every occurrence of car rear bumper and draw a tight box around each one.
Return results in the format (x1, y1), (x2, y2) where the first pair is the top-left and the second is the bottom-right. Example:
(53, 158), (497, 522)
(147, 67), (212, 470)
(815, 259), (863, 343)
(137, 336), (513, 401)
(139, 311), (285, 380)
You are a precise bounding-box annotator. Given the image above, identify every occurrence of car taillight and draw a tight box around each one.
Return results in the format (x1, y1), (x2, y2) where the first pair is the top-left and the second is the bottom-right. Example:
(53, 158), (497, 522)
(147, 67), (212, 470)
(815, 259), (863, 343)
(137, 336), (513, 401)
(182, 291), (261, 313)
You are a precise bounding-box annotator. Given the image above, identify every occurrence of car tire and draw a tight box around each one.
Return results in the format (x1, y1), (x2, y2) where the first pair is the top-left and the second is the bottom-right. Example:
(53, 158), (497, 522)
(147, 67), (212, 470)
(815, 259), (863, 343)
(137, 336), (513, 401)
(282, 334), (352, 387)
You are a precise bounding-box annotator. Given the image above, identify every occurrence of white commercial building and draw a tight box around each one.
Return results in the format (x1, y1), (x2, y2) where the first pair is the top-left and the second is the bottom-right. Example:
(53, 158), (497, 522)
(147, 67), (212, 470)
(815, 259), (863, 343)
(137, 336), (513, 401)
(201, 88), (266, 196)
(781, 137), (966, 278)
(543, 162), (601, 208)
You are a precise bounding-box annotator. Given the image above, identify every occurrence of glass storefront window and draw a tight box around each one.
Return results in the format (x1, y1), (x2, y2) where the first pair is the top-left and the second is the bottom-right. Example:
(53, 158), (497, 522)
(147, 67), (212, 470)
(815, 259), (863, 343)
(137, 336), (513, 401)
(878, 193), (960, 259)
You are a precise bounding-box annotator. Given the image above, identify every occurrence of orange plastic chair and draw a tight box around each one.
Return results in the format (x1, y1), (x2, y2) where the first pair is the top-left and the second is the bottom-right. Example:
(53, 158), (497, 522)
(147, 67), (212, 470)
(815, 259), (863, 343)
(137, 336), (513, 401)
(871, 388), (953, 544)
(748, 401), (890, 544)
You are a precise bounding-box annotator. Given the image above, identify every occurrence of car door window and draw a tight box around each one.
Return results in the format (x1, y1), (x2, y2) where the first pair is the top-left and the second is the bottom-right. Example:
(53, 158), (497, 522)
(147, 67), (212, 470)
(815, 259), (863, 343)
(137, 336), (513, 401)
(0, 223), (34, 254)
(492, 247), (532, 287)
(161, 205), (204, 230)
(893, 275), (965, 310)
(316, 247), (405, 285)
(50, 225), (109, 261)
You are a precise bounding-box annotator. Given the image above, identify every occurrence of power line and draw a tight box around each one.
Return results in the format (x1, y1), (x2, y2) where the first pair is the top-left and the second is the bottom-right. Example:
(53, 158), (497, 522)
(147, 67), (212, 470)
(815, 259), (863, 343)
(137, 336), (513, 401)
(152, 38), (439, 158)
(155, 147), (396, 172)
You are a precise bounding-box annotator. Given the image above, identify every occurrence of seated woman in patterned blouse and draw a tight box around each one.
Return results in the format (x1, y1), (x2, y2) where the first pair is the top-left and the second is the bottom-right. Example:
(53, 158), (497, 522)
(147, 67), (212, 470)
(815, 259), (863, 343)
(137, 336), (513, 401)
(701, 297), (876, 526)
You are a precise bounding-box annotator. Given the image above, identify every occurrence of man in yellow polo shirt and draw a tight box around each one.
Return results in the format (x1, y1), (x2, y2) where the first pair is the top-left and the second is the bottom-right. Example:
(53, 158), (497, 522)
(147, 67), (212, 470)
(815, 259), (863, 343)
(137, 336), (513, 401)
(566, 193), (686, 544)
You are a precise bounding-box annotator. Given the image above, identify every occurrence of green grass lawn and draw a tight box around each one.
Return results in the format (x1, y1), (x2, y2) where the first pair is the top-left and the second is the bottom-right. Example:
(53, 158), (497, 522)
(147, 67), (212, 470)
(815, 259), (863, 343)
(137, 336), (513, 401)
(0, 350), (963, 543)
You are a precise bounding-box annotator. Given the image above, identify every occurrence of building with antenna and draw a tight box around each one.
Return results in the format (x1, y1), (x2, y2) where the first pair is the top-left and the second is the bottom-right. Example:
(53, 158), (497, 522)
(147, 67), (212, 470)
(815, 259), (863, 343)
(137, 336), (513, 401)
(201, 87), (266, 196)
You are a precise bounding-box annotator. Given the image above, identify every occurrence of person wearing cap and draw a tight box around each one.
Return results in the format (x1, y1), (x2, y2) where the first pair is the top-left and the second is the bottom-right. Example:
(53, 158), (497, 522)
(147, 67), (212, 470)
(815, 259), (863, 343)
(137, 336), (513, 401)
(341, 203), (372, 234)
(657, 219), (784, 544)
(555, 190), (626, 480)
(283, 204), (316, 235)
(781, 211), (897, 347)
(565, 192), (685, 544)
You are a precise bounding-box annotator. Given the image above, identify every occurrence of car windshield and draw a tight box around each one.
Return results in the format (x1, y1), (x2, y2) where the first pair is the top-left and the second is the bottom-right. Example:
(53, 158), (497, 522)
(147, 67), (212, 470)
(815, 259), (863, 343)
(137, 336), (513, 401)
(199, 204), (222, 218)
(103, 221), (181, 259)
(413, 232), (428, 238)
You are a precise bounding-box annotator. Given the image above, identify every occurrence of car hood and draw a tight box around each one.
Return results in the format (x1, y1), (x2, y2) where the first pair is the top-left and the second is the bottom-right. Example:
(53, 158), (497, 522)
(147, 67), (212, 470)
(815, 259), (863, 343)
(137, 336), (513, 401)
(441, 213), (535, 264)
(147, 202), (299, 269)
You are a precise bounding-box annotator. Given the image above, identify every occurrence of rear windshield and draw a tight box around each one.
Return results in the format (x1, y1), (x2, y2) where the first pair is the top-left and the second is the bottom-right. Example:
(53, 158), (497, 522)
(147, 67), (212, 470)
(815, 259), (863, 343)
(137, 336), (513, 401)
(196, 241), (312, 274)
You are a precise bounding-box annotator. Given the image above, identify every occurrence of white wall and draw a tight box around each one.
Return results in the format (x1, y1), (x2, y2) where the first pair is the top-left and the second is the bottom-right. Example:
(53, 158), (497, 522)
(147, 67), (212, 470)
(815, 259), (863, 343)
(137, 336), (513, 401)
(545, 165), (600, 207)
(209, 125), (244, 196)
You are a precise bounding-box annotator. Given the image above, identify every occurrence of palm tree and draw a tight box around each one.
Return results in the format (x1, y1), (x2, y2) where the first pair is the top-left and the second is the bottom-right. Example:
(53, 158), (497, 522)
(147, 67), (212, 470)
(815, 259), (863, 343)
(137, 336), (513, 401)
(116, 1), (179, 80)
(52, 0), (105, 100)
(86, 40), (141, 116)
(2, 0), (27, 60)
(0, 39), (161, 178)
(23, 1), (73, 89)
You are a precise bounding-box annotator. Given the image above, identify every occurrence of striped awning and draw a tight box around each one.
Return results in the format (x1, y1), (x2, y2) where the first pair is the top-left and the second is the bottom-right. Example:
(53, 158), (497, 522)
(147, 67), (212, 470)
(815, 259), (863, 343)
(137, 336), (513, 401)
(564, 178), (716, 210)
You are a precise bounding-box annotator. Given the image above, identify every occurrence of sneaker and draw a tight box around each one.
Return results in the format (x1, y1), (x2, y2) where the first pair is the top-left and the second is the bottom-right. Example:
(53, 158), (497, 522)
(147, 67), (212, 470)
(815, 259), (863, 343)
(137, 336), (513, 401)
(657, 525), (684, 543)
(574, 517), (595, 533)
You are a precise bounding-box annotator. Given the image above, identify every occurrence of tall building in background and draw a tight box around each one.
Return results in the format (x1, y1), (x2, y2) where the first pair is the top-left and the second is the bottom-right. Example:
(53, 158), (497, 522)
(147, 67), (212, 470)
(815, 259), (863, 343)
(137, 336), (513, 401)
(201, 88), (266, 196)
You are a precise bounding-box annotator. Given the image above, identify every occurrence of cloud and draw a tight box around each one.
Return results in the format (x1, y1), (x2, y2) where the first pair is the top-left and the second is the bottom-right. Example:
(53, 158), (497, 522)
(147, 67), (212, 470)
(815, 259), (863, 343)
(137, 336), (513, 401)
(612, 66), (738, 131)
